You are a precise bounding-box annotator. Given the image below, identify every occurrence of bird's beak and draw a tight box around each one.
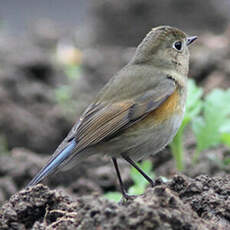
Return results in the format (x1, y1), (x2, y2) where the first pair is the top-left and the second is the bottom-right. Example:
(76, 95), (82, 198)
(186, 36), (197, 46)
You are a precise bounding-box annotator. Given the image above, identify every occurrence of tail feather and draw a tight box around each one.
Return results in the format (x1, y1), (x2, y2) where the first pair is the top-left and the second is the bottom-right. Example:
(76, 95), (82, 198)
(26, 139), (77, 187)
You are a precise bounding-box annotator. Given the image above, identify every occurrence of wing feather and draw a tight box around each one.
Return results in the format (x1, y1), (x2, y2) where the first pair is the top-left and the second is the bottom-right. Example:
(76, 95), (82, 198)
(71, 77), (176, 151)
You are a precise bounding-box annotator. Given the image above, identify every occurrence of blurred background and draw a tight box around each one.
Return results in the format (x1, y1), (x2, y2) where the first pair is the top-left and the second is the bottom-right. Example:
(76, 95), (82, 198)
(0, 0), (230, 203)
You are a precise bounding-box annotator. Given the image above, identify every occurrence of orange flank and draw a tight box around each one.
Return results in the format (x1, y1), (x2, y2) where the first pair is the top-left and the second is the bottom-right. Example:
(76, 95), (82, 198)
(152, 89), (182, 123)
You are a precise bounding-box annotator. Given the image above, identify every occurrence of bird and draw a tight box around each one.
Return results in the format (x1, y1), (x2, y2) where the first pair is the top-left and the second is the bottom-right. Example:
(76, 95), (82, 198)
(27, 26), (197, 199)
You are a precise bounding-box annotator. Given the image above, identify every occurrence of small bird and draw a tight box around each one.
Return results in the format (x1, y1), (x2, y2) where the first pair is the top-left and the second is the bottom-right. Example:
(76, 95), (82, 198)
(27, 26), (197, 199)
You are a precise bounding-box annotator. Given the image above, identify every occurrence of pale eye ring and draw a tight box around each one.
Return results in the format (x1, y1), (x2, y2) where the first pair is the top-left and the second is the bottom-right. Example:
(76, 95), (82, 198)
(173, 41), (183, 51)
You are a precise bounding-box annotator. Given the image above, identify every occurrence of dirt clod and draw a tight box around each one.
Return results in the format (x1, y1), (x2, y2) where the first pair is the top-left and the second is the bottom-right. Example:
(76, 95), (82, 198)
(1, 174), (230, 229)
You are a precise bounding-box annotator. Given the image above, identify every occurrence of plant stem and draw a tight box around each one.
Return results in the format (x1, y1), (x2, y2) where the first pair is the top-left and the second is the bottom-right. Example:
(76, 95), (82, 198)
(192, 148), (200, 164)
(170, 129), (184, 171)
(170, 118), (190, 171)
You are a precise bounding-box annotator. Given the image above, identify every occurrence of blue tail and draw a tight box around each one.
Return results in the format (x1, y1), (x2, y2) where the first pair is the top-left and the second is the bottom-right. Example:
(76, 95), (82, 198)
(27, 139), (77, 187)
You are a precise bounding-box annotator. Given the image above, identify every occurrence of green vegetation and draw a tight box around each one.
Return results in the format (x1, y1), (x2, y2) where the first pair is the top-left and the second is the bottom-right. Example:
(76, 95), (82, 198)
(54, 64), (82, 116)
(192, 88), (230, 163)
(104, 160), (154, 202)
(170, 79), (230, 169)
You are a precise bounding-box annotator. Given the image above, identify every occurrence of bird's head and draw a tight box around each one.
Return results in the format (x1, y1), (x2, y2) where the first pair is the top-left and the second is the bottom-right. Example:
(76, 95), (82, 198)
(132, 25), (197, 76)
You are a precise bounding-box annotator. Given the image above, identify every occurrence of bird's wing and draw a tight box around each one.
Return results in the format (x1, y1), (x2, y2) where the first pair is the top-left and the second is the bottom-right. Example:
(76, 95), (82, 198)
(69, 77), (176, 151)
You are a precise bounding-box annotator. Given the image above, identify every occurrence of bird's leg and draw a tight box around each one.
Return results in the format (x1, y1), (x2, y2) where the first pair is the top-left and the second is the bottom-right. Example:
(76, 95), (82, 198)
(122, 154), (154, 187)
(112, 157), (133, 199)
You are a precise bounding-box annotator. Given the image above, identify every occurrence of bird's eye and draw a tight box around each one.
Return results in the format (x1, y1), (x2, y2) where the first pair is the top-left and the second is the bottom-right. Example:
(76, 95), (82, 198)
(173, 41), (183, 51)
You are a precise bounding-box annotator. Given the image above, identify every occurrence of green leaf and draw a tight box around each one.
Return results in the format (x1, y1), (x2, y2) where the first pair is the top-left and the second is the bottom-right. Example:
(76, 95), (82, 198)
(128, 160), (154, 195)
(223, 157), (230, 165)
(104, 192), (122, 202)
(130, 160), (153, 186)
(104, 160), (154, 199)
(140, 160), (152, 173)
(221, 133), (230, 148)
(219, 120), (230, 133)
(128, 184), (145, 195)
(192, 88), (230, 161)
(184, 79), (203, 120)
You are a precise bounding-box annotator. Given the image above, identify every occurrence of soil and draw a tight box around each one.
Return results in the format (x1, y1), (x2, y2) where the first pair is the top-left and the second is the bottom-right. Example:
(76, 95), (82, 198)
(1, 174), (230, 229)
